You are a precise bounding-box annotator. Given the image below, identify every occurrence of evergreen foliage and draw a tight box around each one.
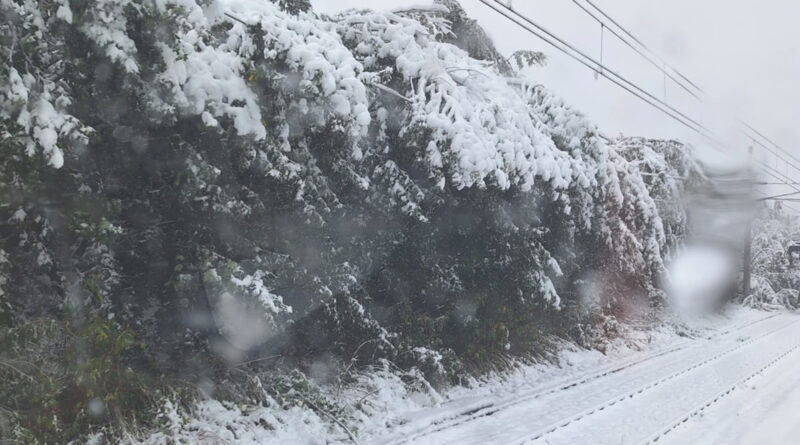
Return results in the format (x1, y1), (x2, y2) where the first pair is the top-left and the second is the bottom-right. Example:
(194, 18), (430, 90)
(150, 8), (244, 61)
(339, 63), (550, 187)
(745, 204), (800, 309)
(0, 0), (703, 440)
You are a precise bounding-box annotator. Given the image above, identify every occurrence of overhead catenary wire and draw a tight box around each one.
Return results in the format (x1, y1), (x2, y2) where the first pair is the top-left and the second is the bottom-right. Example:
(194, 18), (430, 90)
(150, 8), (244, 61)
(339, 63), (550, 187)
(478, 0), (718, 145)
(757, 166), (800, 206)
(578, 0), (705, 93)
(479, 1), (764, 161)
(745, 122), (800, 163)
(736, 166), (800, 217)
(569, 0), (800, 182)
(481, 0), (748, 159)
(758, 190), (800, 201)
(754, 188), (800, 211)
(755, 190), (800, 212)
(746, 134), (800, 176)
(759, 164), (800, 192)
(740, 120), (800, 167)
(480, 0), (800, 200)
(580, 0), (800, 174)
(570, 0), (703, 101)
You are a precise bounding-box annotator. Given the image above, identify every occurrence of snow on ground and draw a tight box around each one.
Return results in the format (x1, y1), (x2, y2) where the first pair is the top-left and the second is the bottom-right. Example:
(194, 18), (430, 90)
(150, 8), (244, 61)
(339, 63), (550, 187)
(662, 325), (800, 445)
(134, 305), (795, 444)
(359, 306), (771, 444)
(523, 313), (800, 445)
(365, 306), (792, 445)
(138, 398), (331, 444)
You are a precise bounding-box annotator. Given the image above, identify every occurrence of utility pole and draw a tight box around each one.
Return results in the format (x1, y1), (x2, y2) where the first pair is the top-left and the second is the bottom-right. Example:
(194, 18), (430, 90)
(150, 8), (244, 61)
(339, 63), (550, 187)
(743, 215), (752, 298)
(743, 146), (753, 298)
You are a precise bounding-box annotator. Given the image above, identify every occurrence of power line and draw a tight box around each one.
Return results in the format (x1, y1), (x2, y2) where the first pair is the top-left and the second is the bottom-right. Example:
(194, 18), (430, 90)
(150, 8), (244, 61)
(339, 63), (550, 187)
(569, 0), (702, 101)
(759, 164), (800, 198)
(479, 0), (800, 210)
(759, 190), (800, 200)
(755, 190), (800, 213)
(747, 134), (800, 176)
(484, 3), (800, 200)
(760, 163), (797, 186)
(570, 0), (800, 180)
(579, 0), (704, 93)
(480, 2), (763, 164)
(478, 0), (717, 145)
(740, 120), (800, 166)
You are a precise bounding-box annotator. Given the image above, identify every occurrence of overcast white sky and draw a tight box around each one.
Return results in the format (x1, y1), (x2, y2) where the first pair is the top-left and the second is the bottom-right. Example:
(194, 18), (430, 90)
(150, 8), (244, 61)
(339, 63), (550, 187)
(312, 0), (800, 192)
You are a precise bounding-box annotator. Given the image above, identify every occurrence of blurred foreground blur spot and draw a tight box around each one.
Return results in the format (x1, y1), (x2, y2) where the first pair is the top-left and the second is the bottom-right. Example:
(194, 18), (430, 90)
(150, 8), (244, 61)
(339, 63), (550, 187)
(668, 162), (756, 316)
(668, 245), (738, 315)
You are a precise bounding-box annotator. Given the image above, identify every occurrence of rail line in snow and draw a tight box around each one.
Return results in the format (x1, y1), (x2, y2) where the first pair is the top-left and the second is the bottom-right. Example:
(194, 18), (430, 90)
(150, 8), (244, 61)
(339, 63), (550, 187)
(638, 333), (800, 444)
(380, 312), (778, 445)
(517, 315), (800, 444)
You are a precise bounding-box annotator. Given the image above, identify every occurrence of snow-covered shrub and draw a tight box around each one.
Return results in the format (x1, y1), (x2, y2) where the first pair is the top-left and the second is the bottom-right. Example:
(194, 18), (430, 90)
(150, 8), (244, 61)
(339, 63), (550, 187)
(137, 397), (333, 445)
(0, 0), (704, 440)
(743, 275), (778, 309)
(0, 0), (92, 168)
(771, 288), (800, 309)
(744, 206), (800, 309)
(614, 137), (705, 259)
(572, 313), (625, 354)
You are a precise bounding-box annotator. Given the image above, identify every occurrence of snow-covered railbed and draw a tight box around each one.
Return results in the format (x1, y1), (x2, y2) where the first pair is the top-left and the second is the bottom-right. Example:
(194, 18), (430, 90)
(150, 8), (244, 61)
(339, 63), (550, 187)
(661, 319), (800, 445)
(368, 310), (800, 445)
(526, 313), (800, 445)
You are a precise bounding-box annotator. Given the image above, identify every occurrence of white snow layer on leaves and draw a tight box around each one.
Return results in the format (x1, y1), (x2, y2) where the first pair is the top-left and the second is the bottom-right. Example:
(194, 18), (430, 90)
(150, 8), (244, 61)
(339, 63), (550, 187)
(3, 0), (683, 315)
(6, 0), (607, 198)
(338, 10), (572, 191)
(744, 214), (800, 309)
(1, 66), (86, 168)
(133, 398), (330, 445)
(158, 36), (267, 139)
(216, 0), (371, 146)
(1, 1), (89, 167)
(0, 249), (8, 302)
(4, 0), (370, 166)
(5, 0), (667, 233)
(80, 0), (141, 74)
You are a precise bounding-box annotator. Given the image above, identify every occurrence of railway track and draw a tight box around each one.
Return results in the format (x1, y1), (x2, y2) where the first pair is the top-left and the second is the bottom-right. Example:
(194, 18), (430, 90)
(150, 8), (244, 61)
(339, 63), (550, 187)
(518, 315), (800, 444)
(638, 333), (800, 444)
(374, 312), (781, 445)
